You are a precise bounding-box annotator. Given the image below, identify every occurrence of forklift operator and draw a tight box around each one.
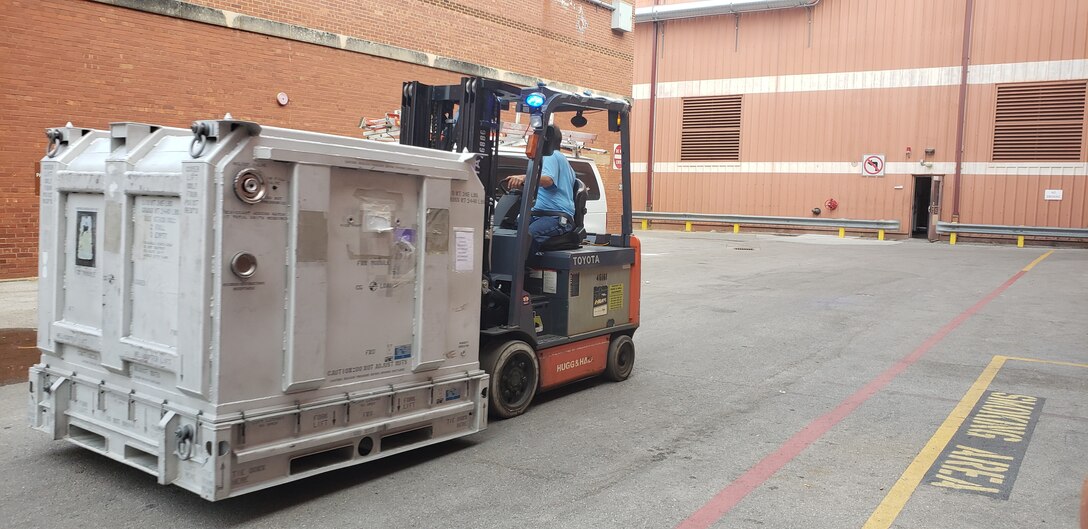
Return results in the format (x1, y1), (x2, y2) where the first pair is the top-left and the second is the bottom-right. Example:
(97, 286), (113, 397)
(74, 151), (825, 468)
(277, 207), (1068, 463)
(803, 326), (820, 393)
(503, 124), (576, 255)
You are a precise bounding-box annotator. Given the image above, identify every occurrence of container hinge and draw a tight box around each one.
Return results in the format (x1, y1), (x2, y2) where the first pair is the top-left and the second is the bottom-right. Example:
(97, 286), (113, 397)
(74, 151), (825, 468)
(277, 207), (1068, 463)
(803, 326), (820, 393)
(97, 381), (107, 411)
(293, 403), (301, 435)
(127, 390), (137, 422)
(238, 412), (247, 445)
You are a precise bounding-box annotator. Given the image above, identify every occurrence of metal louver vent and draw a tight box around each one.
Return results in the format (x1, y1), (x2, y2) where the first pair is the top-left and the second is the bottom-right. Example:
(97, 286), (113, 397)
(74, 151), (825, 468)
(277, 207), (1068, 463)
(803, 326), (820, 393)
(992, 81), (1086, 161)
(681, 96), (742, 162)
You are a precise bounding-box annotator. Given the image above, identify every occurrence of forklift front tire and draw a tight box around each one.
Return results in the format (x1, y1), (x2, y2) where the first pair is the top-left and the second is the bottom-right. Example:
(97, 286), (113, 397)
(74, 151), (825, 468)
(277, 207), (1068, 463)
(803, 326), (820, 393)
(604, 335), (635, 382)
(481, 340), (539, 419)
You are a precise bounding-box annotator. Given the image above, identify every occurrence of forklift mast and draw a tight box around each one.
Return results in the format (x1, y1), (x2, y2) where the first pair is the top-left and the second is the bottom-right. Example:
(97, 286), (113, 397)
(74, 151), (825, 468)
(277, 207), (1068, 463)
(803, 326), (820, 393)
(400, 77), (522, 278)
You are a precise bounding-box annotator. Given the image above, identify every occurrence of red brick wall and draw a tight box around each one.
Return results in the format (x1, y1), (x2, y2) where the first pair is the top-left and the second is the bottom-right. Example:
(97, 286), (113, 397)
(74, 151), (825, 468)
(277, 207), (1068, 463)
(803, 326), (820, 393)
(190, 0), (633, 95)
(0, 0), (633, 279)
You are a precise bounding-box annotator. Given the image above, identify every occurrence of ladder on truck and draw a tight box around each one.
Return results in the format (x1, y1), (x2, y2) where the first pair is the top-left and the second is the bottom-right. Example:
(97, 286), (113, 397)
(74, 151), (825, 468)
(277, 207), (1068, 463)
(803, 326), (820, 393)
(361, 111), (606, 156)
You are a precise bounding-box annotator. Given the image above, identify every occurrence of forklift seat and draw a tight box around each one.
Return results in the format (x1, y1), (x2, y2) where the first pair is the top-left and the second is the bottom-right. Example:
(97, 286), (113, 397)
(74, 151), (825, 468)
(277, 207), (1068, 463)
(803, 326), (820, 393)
(539, 178), (588, 252)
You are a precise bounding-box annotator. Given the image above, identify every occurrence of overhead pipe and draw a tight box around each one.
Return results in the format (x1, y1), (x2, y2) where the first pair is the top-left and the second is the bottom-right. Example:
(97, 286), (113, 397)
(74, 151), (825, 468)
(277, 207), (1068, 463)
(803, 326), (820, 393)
(634, 0), (819, 23)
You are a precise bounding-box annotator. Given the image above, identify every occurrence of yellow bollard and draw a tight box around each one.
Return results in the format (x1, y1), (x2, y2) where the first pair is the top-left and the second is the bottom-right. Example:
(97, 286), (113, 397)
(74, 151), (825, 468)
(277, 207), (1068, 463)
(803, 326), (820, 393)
(641, 219), (648, 230)
(950, 232), (957, 245)
(1017, 235), (1024, 248)
(878, 229), (885, 241)
(733, 224), (740, 234)
(685, 221), (692, 232)
(838, 227), (845, 238)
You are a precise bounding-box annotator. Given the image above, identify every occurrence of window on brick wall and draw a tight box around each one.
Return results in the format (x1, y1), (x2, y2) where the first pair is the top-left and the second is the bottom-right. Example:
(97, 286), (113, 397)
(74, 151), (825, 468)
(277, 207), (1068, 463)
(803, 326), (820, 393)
(992, 80), (1087, 161)
(681, 95), (742, 162)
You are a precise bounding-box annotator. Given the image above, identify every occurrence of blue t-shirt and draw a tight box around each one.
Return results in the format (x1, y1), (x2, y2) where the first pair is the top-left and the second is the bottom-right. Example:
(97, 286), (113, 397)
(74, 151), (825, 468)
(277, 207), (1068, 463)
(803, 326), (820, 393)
(532, 151), (575, 217)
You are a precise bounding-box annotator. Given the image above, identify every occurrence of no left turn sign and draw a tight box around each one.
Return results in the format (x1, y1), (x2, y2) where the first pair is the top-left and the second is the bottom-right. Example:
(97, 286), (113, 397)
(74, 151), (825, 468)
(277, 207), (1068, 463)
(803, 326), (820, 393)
(862, 154), (885, 177)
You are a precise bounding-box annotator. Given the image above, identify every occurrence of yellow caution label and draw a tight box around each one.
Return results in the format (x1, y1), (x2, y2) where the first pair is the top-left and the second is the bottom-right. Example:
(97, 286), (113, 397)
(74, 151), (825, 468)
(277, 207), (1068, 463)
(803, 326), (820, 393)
(608, 284), (624, 311)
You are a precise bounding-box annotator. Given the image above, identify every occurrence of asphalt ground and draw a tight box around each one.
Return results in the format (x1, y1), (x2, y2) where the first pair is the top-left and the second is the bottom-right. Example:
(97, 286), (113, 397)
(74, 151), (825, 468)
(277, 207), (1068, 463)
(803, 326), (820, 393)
(0, 231), (1084, 528)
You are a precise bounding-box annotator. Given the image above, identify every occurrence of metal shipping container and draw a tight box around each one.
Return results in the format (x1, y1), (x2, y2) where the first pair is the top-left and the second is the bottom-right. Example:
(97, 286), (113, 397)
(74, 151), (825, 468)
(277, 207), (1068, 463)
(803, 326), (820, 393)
(30, 119), (489, 500)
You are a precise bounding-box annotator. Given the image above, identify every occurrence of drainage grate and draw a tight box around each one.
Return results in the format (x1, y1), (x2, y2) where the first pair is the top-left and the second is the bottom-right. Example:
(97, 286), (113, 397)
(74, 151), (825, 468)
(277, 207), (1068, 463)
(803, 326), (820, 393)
(733, 247), (755, 251)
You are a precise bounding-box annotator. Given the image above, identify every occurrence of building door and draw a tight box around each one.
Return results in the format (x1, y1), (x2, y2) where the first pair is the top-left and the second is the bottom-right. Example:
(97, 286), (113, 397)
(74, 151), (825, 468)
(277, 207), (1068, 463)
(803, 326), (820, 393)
(912, 176), (932, 238)
(912, 175), (942, 241)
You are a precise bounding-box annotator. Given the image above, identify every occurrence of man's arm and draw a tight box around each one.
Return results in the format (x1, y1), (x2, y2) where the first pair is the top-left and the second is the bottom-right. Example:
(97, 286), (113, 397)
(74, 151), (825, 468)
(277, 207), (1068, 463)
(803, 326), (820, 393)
(503, 174), (553, 189)
(539, 155), (558, 189)
(504, 156), (556, 189)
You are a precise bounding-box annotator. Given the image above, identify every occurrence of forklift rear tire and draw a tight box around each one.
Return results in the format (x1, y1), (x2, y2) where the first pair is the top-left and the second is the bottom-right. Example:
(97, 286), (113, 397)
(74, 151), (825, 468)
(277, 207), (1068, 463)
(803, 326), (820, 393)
(604, 335), (635, 382)
(481, 340), (539, 419)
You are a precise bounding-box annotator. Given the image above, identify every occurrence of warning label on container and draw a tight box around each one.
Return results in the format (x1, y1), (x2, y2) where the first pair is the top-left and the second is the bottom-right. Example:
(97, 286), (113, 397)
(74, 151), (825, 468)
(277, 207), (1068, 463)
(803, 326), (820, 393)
(75, 210), (97, 268)
(134, 198), (179, 261)
(392, 344), (412, 361)
(454, 228), (473, 272)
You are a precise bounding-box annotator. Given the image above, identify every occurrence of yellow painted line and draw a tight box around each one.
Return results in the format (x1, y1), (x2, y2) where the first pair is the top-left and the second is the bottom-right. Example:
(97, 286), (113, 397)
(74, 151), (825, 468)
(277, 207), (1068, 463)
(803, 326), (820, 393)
(862, 355), (1008, 529)
(1005, 356), (1088, 369)
(685, 221), (692, 232)
(878, 229), (885, 241)
(641, 219), (648, 230)
(838, 227), (845, 238)
(1017, 235), (1024, 248)
(864, 352), (1084, 528)
(733, 224), (740, 234)
(1021, 250), (1053, 272)
(950, 232), (957, 245)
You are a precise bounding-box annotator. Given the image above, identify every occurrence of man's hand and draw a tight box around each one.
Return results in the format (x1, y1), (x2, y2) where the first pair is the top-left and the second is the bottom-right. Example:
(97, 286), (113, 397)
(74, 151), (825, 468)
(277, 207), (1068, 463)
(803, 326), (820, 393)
(504, 175), (526, 189)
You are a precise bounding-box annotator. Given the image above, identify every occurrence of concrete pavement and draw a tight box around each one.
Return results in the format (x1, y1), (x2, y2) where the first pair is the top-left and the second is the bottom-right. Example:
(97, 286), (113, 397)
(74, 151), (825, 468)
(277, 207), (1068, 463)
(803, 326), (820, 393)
(1, 233), (1084, 528)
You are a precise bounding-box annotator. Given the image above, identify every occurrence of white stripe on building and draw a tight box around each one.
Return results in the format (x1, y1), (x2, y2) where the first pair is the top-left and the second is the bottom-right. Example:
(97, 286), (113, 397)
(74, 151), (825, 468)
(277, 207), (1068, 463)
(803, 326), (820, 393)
(632, 59), (1088, 99)
(630, 161), (1088, 176)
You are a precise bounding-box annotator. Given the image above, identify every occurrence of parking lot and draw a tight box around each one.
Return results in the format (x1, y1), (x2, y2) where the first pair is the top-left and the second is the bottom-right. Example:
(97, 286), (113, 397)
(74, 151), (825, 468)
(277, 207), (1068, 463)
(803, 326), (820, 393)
(1, 231), (1085, 528)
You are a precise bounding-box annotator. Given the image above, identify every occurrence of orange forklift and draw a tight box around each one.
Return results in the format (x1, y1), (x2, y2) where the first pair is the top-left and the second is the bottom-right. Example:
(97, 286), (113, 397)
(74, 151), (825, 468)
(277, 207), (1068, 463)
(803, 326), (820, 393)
(399, 78), (641, 418)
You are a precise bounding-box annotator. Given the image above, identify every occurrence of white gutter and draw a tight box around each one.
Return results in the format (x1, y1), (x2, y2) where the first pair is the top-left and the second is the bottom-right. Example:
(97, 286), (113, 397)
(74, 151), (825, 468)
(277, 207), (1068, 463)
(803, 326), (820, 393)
(634, 0), (819, 23)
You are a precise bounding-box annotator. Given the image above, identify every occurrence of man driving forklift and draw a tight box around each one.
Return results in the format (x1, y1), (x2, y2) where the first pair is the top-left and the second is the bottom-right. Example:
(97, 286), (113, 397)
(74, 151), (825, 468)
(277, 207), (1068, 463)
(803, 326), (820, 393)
(503, 124), (575, 255)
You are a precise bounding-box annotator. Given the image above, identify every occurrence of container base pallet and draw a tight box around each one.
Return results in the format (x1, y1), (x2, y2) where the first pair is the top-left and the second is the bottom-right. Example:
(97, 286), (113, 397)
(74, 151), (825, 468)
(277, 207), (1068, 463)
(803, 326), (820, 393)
(31, 366), (488, 500)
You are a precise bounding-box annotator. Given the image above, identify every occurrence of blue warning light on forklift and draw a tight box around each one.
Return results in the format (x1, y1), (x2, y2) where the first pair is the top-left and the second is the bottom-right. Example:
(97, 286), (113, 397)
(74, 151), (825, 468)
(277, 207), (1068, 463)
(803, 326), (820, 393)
(524, 92), (546, 108)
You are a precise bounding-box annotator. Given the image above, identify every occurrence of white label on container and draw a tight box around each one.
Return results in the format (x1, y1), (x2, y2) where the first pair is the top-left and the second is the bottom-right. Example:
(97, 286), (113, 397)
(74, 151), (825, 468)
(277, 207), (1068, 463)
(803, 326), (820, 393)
(543, 270), (558, 294)
(134, 198), (180, 261)
(1044, 189), (1063, 201)
(454, 228), (473, 272)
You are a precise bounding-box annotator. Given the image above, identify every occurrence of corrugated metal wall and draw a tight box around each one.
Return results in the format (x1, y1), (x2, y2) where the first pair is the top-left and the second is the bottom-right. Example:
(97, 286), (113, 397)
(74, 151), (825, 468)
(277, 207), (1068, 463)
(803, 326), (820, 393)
(632, 0), (1088, 234)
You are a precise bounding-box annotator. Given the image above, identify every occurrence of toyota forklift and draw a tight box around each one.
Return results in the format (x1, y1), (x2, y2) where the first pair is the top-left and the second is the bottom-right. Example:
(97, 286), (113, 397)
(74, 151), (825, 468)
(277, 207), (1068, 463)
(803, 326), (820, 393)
(399, 78), (641, 418)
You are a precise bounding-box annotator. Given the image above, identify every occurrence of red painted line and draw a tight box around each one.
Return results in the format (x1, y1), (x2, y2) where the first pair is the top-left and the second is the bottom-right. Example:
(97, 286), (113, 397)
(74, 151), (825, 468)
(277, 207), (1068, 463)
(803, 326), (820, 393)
(676, 270), (1029, 529)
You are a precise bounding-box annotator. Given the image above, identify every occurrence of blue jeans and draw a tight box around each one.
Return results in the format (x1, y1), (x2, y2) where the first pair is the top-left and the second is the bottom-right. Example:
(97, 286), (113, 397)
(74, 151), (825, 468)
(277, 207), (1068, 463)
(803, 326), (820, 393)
(528, 215), (574, 255)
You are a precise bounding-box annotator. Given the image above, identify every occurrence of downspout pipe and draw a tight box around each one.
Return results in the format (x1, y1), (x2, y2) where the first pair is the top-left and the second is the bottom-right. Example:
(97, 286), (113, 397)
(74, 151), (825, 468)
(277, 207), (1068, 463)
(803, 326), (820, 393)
(951, 0), (976, 223)
(646, 15), (660, 212)
(635, 0), (819, 23)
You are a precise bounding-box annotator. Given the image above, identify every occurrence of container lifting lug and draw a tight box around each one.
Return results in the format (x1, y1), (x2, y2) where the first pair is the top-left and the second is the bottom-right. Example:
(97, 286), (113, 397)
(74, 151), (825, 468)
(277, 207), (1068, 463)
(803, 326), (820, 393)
(175, 424), (194, 460)
(190, 122), (210, 158)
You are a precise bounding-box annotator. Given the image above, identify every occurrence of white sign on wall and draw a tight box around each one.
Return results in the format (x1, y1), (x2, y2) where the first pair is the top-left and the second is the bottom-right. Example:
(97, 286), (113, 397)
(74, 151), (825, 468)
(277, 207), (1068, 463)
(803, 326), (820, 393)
(862, 154), (885, 177)
(1044, 189), (1063, 201)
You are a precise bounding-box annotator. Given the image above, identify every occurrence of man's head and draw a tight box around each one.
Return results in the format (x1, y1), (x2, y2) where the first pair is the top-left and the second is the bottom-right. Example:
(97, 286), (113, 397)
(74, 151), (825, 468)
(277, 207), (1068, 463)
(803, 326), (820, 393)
(543, 124), (563, 155)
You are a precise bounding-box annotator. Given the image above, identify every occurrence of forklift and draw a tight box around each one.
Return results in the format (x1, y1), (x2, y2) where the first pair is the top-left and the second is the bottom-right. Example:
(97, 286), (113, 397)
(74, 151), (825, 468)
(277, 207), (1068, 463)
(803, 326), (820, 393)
(399, 78), (641, 418)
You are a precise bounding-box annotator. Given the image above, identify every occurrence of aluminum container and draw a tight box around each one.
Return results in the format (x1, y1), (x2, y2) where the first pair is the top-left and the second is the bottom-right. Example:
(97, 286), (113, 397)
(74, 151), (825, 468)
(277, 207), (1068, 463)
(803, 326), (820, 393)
(30, 119), (489, 500)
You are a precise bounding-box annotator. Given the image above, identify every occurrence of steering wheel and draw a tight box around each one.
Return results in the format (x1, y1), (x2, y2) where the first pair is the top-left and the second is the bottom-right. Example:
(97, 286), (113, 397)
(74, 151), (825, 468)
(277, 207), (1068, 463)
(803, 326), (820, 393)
(498, 176), (523, 195)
